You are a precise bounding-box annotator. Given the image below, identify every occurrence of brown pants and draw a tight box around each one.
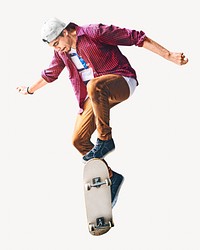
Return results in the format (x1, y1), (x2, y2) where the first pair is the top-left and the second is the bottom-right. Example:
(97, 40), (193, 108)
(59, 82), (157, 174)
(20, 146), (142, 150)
(72, 74), (130, 156)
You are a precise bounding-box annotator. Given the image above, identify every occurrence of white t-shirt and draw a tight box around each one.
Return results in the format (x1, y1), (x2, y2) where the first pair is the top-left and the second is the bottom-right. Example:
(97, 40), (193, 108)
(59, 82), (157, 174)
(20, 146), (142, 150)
(69, 48), (137, 96)
(69, 48), (94, 83)
(122, 76), (137, 96)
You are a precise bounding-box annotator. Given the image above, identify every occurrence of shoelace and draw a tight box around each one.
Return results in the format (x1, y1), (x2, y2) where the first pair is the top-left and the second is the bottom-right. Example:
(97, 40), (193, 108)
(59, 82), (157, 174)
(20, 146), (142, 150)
(91, 140), (105, 153)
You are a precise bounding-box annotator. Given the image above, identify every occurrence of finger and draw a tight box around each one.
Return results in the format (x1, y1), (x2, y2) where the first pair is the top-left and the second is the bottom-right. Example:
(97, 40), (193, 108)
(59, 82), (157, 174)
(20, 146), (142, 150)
(179, 57), (188, 65)
(17, 86), (23, 91)
(181, 53), (185, 59)
(182, 57), (189, 64)
(177, 53), (188, 65)
(17, 86), (26, 94)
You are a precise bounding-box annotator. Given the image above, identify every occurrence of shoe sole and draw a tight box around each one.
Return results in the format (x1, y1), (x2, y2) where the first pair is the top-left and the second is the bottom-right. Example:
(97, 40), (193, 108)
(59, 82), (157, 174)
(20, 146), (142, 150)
(82, 148), (115, 164)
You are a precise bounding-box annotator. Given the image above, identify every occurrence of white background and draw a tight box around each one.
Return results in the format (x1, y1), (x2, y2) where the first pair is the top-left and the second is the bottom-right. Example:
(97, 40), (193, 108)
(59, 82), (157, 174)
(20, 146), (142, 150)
(2, 0), (199, 249)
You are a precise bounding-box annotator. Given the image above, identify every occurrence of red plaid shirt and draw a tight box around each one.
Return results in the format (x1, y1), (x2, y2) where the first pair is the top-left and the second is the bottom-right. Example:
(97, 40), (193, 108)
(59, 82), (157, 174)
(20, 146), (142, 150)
(41, 23), (146, 113)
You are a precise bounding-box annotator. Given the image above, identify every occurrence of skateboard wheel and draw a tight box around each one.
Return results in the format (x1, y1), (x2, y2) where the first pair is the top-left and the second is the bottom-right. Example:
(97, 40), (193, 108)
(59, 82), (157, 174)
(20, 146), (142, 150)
(105, 178), (112, 186)
(85, 183), (91, 191)
(108, 220), (114, 228)
(88, 223), (95, 232)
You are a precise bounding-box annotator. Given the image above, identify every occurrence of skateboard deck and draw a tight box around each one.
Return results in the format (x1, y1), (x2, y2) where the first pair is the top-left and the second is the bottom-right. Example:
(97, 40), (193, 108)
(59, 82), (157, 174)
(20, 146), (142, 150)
(83, 158), (114, 236)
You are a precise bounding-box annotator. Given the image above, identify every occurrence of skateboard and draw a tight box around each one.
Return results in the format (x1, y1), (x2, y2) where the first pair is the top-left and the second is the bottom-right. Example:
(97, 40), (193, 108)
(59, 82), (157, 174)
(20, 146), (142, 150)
(83, 158), (114, 236)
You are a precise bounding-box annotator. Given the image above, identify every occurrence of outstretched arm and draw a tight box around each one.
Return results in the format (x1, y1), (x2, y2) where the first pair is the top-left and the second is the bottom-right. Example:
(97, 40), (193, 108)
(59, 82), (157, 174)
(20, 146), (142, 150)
(142, 37), (188, 65)
(16, 77), (48, 95)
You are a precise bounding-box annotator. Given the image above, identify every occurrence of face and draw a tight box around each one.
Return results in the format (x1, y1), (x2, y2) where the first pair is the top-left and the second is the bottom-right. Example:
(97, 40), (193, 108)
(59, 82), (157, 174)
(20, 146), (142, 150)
(49, 30), (72, 53)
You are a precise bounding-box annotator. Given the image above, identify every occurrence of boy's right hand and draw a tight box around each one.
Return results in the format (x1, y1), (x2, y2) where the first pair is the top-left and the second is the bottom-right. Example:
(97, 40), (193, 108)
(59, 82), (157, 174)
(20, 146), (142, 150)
(16, 86), (29, 95)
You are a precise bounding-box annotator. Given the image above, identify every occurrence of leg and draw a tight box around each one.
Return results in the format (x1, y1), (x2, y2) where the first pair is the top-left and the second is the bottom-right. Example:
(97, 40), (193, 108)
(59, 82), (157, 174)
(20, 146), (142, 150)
(86, 74), (130, 140)
(83, 74), (130, 161)
(72, 98), (96, 155)
(72, 98), (113, 176)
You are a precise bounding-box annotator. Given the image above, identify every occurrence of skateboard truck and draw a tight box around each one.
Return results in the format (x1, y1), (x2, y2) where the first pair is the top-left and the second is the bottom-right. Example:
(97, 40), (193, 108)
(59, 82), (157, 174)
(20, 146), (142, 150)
(96, 217), (113, 228)
(85, 177), (112, 191)
(89, 217), (114, 232)
(92, 177), (105, 188)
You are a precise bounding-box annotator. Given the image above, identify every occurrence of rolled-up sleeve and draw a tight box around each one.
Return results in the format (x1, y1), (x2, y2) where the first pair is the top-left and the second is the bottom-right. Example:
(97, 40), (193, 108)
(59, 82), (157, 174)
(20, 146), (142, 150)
(41, 51), (65, 83)
(131, 30), (146, 47)
(92, 24), (146, 47)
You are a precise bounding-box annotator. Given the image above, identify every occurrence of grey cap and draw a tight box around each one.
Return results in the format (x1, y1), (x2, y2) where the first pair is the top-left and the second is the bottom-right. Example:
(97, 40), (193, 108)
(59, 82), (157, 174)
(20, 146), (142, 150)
(41, 17), (67, 43)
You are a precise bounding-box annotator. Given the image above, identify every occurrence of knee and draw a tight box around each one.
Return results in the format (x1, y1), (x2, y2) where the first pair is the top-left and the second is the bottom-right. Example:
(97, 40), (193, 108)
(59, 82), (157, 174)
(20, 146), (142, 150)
(87, 78), (102, 98)
(72, 134), (82, 152)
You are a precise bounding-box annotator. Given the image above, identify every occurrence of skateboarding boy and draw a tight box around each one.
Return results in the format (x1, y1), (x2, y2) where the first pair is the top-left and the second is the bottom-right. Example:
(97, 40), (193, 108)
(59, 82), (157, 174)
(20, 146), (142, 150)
(17, 17), (188, 207)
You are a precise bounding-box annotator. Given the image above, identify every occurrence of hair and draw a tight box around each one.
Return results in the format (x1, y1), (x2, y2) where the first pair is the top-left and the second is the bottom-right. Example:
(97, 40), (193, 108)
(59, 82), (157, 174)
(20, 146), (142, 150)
(42, 29), (64, 43)
(66, 22), (77, 31)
